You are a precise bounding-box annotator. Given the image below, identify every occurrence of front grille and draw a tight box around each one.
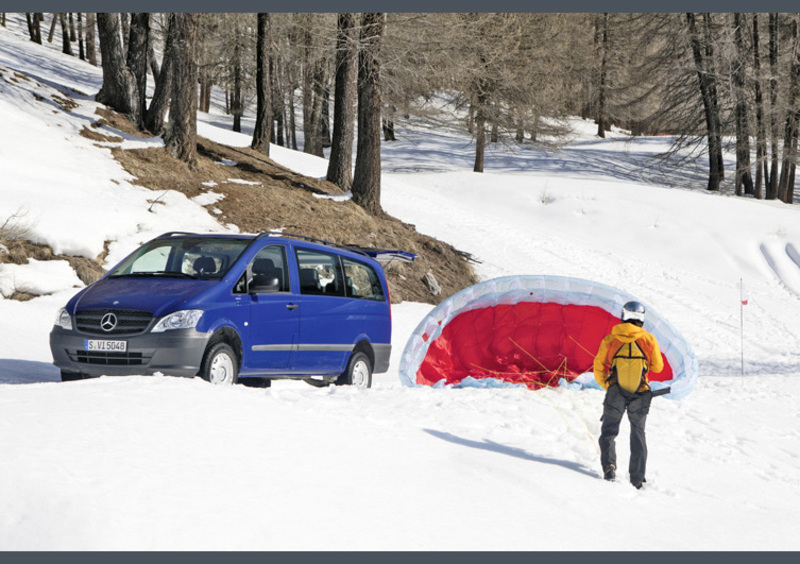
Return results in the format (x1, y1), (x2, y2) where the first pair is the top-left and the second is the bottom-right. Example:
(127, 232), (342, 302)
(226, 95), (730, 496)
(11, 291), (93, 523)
(75, 309), (153, 335)
(70, 350), (149, 366)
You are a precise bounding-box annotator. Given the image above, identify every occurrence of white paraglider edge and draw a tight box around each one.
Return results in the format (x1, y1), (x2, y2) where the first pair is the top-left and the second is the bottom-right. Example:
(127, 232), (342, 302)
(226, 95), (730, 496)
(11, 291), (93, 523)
(398, 275), (698, 400)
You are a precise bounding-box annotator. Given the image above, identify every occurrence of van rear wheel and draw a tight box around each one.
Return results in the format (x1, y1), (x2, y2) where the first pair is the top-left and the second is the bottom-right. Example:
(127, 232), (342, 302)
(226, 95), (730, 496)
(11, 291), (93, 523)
(200, 342), (239, 385)
(337, 351), (372, 389)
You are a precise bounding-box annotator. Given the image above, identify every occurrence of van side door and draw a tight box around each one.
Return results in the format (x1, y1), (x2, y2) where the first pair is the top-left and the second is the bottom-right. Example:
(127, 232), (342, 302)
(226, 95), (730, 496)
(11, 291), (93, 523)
(238, 244), (299, 374)
(292, 247), (352, 374)
(340, 255), (391, 345)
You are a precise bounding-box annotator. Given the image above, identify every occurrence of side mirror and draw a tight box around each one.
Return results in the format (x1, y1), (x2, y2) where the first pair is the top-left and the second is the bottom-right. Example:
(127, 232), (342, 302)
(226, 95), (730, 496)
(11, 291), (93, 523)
(249, 276), (280, 294)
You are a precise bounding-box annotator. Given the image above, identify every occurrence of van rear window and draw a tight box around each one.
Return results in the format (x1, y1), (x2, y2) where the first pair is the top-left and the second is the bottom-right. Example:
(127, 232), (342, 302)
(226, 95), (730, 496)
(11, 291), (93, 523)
(109, 237), (250, 279)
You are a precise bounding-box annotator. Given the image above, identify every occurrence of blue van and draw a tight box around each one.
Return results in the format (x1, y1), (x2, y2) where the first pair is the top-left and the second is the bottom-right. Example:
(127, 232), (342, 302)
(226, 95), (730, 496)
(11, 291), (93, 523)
(50, 232), (412, 388)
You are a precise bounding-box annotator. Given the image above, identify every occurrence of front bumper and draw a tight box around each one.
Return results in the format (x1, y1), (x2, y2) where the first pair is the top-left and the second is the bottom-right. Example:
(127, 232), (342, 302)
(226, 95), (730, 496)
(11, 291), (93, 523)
(50, 327), (210, 377)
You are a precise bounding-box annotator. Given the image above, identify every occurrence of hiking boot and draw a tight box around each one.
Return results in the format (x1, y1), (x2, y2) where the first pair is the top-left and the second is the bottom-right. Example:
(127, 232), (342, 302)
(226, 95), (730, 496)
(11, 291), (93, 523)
(603, 465), (616, 481)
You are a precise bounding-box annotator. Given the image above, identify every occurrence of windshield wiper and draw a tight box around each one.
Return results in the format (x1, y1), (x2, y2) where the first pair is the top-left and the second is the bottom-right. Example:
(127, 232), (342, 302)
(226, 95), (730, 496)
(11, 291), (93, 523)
(159, 272), (199, 279)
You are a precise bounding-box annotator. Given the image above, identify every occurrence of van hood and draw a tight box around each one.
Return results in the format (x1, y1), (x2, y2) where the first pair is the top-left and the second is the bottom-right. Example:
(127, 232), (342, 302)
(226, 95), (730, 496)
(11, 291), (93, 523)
(72, 277), (215, 317)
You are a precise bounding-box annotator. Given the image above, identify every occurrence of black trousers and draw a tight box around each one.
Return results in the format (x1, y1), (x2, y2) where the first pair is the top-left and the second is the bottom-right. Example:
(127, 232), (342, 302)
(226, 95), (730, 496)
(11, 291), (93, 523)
(599, 384), (652, 484)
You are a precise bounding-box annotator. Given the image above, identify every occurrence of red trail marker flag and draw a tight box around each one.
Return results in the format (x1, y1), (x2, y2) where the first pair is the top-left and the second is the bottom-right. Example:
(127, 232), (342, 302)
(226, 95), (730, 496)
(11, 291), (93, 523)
(740, 279), (750, 305)
(739, 278), (748, 374)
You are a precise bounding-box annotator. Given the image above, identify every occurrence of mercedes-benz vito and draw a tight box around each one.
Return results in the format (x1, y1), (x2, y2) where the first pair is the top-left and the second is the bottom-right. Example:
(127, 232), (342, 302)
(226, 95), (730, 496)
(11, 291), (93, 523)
(50, 232), (411, 388)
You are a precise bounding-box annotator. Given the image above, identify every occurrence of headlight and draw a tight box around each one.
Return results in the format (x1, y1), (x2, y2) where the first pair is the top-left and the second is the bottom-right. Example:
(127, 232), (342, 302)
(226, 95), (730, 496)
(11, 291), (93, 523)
(151, 309), (204, 333)
(54, 308), (73, 330)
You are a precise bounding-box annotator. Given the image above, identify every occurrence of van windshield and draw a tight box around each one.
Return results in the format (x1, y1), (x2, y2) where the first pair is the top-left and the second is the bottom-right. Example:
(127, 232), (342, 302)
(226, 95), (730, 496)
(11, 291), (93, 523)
(109, 237), (250, 280)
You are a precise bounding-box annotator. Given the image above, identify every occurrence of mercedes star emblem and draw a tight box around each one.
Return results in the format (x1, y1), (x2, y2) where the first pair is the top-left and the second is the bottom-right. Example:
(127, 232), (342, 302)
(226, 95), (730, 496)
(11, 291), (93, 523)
(101, 312), (118, 332)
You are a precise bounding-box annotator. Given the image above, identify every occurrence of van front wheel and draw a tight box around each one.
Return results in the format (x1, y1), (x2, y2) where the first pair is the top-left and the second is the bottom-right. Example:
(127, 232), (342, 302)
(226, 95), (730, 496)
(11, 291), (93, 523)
(200, 342), (239, 386)
(337, 351), (372, 389)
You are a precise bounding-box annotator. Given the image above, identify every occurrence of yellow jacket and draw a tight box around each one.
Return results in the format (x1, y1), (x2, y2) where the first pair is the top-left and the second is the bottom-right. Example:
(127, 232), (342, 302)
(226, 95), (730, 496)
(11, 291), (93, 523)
(593, 322), (664, 392)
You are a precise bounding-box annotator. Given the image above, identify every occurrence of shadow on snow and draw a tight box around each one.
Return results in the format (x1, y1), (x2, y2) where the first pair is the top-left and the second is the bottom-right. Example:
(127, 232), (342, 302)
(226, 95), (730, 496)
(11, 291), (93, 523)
(0, 359), (60, 384)
(424, 428), (598, 479)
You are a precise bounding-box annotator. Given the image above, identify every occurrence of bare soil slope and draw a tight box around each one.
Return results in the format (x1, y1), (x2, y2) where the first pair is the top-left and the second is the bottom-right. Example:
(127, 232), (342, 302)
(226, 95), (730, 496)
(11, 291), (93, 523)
(98, 108), (478, 304)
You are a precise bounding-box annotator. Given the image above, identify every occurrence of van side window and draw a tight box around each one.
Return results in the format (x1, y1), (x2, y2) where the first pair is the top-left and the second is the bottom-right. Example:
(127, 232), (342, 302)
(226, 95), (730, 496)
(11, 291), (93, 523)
(296, 249), (345, 297)
(251, 245), (290, 292)
(342, 258), (385, 301)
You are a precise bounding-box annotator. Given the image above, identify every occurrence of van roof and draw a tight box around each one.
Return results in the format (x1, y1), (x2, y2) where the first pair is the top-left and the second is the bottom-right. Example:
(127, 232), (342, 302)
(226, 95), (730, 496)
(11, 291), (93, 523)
(154, 232), (416, 264)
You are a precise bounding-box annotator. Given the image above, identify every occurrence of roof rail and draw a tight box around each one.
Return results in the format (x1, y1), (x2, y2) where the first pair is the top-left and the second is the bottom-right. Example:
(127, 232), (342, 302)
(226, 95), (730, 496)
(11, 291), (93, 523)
(156, 231), (199, 238)
(258, 231), (363, 253)
(260, 231), (416, 264)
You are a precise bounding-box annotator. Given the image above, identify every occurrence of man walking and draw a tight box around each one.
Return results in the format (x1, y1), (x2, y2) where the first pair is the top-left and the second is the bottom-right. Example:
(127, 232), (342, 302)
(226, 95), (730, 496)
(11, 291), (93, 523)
(593, 301), (664, 489)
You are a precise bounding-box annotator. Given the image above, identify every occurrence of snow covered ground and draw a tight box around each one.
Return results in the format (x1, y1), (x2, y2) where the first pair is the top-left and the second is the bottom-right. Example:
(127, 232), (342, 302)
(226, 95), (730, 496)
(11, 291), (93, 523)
(1, 16), (800, 550)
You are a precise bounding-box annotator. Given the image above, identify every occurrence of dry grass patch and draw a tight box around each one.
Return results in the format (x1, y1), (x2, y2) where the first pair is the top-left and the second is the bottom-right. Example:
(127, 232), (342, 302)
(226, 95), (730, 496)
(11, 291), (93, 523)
(94, 107), (150, 138)
(0, 238), (105, 287)
(80, 125), (123, 144)
(52, 93), (78, 112)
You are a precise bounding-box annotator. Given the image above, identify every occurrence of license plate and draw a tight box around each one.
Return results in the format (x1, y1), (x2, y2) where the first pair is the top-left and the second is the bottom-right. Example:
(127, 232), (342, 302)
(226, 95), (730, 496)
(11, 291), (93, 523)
(84, 340), (127, 352)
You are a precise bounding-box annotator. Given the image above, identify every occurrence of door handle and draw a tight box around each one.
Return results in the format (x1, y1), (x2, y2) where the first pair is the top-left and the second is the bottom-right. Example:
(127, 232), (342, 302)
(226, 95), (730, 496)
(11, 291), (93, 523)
(286, 304), (299, 310)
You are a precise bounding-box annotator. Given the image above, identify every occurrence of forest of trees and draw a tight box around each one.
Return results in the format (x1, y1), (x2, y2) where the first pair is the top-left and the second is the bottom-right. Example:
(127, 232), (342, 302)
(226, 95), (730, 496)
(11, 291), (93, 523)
(10, 12), (800, 211)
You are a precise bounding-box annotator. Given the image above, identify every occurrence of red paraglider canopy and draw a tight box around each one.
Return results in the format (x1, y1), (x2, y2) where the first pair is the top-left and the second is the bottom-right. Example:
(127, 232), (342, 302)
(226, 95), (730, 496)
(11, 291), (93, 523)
(416, 302), (674, 390)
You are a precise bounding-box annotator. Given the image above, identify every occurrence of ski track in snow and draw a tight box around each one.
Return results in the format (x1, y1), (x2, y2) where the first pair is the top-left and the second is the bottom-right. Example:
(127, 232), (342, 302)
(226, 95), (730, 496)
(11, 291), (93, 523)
(760, 241), (800, 300)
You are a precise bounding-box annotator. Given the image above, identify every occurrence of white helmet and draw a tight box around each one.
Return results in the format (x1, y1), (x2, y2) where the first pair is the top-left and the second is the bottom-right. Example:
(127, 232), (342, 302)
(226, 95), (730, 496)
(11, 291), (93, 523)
(621, 301), (646, 325)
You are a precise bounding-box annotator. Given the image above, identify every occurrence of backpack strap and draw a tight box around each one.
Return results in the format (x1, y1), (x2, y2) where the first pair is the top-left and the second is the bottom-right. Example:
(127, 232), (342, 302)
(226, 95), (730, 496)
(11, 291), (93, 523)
(609, 341), (650, 392)
(612, 341), (649, 373)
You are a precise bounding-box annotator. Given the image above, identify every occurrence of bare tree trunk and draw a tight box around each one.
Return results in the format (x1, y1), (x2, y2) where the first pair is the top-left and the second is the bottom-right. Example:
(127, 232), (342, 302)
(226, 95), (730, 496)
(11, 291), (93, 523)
(59, 13), (73, 55)
(148, 37), (160, 83)
(164, 13), (199, 171)
(47, 13), (57, 43)
(272, 55), (285, 146)
(732, 13), (754, 196)
(231, 19), (243, 133)
(326, 13), (358, 190)
(232, 65), (242, 132)
(383, 117), (396, 141)
(307, 60), (327, 156)
(686, 13), (724, 191)
(768, 13), (780, 200)
(120, 13), (129, 56)
(302, 16), (315, 154)
(252, 13), (273, 156)
(77, 13), (85, 61)
(276, 111), (285, 146)
(472, 65), (490, 173)
(126, 13), (149, 129)
(144, 16), (174, 135)
(473, 99), (486, 173)
(352, 13), (386, 216)
(26, 13), (43, 44)
(779, 16), (800, 204)
(322, 87), (332, 148)
(85, 13), (96, 66)
(198, 69), (212, 113)
(753, 14), (767, 199)
(596, 13), (609, 138)
(288, 75), (298, 150)
(95, 13), (137, 118)
(68, 13), (76, 41)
